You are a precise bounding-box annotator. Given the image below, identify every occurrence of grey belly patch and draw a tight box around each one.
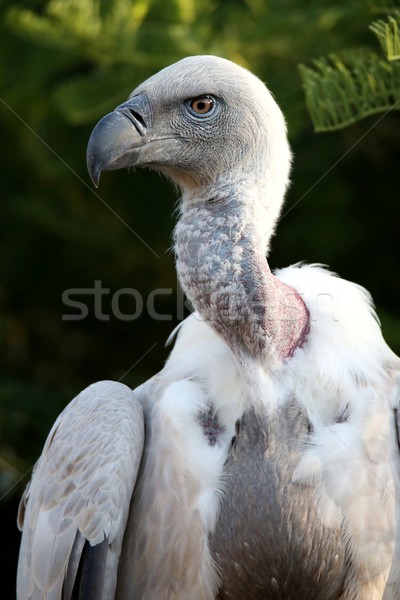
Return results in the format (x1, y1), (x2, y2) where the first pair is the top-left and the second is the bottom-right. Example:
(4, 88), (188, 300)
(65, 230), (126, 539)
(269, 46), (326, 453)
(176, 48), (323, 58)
(211, 402), (347, 600)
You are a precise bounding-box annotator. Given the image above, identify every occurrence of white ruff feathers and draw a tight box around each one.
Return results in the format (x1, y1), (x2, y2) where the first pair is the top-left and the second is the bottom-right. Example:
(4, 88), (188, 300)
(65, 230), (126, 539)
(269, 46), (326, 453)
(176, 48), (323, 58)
(154, 263), (400, 599)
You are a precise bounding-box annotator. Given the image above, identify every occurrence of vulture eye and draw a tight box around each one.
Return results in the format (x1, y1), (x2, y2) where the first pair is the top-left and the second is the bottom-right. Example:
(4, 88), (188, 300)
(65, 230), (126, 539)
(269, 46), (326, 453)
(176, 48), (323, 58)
(186, 96), (217, 118)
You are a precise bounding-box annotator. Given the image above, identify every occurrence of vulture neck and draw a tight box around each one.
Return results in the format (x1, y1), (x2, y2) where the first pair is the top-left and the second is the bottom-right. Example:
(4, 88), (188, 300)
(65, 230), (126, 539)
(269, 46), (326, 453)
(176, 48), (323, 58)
(174, 175), (309, 367)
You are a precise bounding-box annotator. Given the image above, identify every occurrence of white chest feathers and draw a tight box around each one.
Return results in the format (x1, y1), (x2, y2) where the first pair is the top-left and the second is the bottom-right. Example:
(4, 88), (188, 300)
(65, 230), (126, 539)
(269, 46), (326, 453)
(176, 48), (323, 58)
(129, 263), (400, 600)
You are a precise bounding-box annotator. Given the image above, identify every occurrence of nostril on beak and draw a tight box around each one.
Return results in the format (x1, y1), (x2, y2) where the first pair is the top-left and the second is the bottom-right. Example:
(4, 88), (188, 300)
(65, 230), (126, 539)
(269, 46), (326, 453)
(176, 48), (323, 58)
(128, 110), (146, 129)
(115, 94), (152, 136)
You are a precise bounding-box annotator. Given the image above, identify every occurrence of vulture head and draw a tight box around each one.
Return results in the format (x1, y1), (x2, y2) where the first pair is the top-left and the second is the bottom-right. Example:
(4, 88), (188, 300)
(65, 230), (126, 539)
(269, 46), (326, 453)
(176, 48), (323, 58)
(87, 55), (291, 224)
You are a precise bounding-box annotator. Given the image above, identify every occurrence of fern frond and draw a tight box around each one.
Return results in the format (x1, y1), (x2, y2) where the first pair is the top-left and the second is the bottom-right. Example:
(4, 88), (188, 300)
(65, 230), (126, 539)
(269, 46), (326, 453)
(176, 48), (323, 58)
(299, 51), (400, 131)
(370, 11), (400, 60)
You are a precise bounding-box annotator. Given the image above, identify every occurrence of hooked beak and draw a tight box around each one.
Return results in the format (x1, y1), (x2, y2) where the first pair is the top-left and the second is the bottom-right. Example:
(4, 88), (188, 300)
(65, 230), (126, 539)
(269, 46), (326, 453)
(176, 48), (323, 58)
(86, 93), (152, 187)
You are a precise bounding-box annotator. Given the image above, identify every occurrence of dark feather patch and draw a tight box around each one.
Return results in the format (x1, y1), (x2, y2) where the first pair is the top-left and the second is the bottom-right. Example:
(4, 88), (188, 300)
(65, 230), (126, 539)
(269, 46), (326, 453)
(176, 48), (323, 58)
(198, 407), (226, 446)
(68, 536), (108, 600)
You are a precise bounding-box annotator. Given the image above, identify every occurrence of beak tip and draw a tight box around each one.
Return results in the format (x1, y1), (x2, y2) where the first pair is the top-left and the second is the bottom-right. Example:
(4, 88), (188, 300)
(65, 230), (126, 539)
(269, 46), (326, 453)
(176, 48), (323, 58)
(86, 151), (101, 188)
(91, 169), (101, 188)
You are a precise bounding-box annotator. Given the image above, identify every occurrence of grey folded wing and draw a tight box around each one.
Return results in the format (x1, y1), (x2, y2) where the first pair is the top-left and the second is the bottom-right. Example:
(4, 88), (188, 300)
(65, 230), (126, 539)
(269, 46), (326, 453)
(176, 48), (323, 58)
(17, 380), (145, 600)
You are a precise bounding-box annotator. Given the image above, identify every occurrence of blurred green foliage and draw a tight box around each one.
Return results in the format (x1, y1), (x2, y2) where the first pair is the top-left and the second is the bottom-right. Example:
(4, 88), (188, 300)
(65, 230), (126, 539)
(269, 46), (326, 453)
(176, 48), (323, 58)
(1, 0), (399, 593)
(301, 0), (400, 130)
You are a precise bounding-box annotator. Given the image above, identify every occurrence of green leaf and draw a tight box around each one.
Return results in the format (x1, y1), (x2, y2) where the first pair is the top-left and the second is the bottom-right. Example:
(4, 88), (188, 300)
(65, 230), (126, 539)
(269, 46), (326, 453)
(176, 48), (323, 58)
(299, 51), (400, 131)
(370, 11), (400, 60)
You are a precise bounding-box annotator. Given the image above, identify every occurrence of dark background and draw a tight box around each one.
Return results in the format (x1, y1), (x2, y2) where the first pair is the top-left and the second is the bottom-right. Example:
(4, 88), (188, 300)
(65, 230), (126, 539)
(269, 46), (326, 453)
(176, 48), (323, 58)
(1, 1), (399, 596)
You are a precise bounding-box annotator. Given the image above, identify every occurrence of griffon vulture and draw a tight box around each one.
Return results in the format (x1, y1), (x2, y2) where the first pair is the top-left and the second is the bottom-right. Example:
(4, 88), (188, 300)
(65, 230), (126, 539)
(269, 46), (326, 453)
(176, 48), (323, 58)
(17, 55), (400, 600)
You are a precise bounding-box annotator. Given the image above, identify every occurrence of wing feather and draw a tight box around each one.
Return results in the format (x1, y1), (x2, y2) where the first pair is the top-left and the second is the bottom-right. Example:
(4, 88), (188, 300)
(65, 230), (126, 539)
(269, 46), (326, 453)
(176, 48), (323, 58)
(17, 380), (144, 600)
(63, 531), (86, 599)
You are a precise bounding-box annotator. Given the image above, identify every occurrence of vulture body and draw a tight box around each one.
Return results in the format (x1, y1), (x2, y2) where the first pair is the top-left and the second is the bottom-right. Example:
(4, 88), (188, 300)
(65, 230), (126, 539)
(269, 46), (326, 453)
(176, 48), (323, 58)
(17, 56), (400, 600)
